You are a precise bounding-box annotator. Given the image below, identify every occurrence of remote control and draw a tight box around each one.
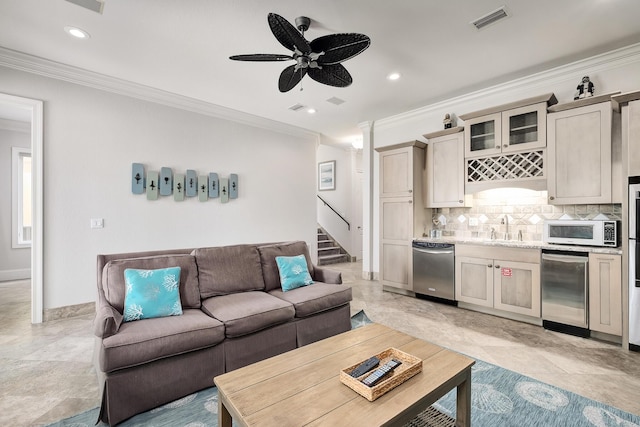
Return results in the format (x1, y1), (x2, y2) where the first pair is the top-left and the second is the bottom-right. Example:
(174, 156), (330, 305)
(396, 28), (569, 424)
(361, 359), (402, 387)
(350, 356), (380, 378)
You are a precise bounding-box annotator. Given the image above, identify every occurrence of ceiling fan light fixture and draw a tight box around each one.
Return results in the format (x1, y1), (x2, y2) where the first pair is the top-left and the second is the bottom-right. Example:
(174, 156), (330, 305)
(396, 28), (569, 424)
(64, 26), (91, 39)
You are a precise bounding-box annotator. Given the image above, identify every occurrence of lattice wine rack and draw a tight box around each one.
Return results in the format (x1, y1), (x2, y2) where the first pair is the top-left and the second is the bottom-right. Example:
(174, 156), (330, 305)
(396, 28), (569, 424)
(466, 150), (544, 183)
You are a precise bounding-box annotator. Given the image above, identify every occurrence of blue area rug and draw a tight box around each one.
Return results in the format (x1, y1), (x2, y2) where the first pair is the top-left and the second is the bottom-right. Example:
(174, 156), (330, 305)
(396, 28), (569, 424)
(48, 311), (640, 427)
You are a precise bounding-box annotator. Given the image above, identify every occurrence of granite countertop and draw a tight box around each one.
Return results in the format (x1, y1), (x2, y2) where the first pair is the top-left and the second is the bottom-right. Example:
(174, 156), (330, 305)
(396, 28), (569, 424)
(414, 236), (622, 255)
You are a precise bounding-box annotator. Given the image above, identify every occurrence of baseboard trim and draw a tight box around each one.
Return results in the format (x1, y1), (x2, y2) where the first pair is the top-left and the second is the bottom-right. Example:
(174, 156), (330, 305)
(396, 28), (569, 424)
(44, 302), (95, 321)
(0, 269), (31, 282)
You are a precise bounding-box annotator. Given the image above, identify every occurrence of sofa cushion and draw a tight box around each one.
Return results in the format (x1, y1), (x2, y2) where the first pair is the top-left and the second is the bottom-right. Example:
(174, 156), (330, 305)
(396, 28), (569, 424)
(258, 241), (315, 292)
(99, 309), (224, 372)
(275, 255), (313, 291)
(268, 283), (352, 318)
(102, 254), (201, 313)
(192, 244), (265, 298)
(201, 291), (295, 338)
(123, 267), (183, 322)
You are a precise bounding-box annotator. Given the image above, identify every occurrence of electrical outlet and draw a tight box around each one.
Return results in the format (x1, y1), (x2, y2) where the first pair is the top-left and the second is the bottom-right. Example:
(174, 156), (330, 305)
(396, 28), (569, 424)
(468, 218), (479, 227)
(90, 218), (104, 229)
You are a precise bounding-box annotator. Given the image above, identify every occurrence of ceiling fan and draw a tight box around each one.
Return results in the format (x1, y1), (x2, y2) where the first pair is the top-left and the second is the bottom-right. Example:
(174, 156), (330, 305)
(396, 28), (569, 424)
(229, 13), (371, 92)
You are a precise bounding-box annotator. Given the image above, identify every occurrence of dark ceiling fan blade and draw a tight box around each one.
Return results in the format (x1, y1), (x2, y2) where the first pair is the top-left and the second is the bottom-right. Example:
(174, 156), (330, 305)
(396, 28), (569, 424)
(268, 13), (311, 54)
(278, 64), (307, 92)
(310, 33), (371, 65)
(229, 54), (294, 62)
(307, 64), (352, 88)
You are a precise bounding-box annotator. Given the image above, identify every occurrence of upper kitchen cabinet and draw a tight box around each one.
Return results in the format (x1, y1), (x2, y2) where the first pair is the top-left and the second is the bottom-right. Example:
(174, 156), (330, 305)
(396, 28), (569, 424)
(547, 93), (620, 205)
(424, 127), (468, 208)
(460, 93), (557, 159)
(376, 141), (427, 293)
(378, 142), (425, 197)
(612, 91), (640, 177)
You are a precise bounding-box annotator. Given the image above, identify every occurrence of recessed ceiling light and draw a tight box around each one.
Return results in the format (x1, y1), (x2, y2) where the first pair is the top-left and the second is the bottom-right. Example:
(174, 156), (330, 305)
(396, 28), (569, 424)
(387, 72), (401, 81)
(64, 26), (91, 39)
(307, 108), (316, 114)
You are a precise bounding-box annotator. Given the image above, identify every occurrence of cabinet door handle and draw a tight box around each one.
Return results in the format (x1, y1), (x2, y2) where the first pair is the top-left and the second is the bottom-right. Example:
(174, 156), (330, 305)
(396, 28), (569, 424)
(459, 200), (464, 204)
(408, 189), (413, 193)
(487, 264), (493, 268)
(495, 146), (500, 149)
(495, 265), (501, 269)
(408, 200), (413, 204)
(549, 196), (555, 200)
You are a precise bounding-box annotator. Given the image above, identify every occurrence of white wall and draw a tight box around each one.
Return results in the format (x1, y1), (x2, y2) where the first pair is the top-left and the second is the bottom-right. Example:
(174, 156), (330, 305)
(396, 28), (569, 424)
(0, 66), (319, 310)
(0, 121), (31, 280)
(367, 43), (640, 273)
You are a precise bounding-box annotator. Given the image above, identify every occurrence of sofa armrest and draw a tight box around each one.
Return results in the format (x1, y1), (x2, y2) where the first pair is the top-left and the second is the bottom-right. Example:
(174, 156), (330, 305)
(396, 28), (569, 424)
(312, 265), (342, 284)
(93, 303), (123, 338)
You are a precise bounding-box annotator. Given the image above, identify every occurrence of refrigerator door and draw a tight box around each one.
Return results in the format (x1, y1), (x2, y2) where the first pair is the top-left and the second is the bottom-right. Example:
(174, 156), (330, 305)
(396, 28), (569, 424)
(630, 241), (640, 346)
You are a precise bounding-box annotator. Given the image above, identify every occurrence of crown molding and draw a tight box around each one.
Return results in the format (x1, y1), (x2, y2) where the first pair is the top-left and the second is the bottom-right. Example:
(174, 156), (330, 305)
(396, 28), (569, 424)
(0, 46), (320, 141)
(375, 42), (640, 131)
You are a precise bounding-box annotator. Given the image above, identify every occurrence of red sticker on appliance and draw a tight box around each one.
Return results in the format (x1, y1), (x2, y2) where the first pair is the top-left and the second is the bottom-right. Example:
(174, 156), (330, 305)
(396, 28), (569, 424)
(502, 268), (512, 277)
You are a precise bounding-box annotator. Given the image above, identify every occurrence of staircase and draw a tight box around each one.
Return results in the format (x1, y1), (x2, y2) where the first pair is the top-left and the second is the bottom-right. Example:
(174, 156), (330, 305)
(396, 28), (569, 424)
(317, 227), (351, 266)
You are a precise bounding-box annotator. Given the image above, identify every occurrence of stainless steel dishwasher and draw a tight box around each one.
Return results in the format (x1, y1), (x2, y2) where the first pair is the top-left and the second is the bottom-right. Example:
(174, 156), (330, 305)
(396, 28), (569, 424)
(541, 249), (589, 337)
(412, 241), (456, 303)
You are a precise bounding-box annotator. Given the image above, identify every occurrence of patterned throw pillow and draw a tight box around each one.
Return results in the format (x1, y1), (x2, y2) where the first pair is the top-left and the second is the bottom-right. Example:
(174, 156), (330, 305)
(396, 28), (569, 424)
(275, 255), (314, 292)
(123, 267), (183, 322)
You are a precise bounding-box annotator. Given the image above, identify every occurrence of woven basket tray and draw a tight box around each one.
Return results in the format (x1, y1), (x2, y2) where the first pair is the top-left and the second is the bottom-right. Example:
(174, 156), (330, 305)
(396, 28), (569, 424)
(340, 347), (422, 401)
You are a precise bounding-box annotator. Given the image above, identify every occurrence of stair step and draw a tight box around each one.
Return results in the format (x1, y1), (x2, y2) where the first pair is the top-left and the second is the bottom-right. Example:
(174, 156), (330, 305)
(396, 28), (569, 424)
(317, 253), (350, 266)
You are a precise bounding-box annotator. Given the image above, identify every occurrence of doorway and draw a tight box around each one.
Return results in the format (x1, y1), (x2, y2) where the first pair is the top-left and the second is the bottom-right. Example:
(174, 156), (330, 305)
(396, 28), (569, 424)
(0, 93), (43, 323)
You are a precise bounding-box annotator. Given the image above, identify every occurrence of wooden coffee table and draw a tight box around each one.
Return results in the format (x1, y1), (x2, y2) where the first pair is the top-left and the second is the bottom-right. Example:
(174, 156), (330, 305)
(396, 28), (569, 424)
(214, 323), (474, 426)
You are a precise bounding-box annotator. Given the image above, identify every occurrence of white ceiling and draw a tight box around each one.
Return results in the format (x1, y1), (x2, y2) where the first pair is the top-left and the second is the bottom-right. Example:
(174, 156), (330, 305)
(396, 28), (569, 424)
(2, 0), (640, 144)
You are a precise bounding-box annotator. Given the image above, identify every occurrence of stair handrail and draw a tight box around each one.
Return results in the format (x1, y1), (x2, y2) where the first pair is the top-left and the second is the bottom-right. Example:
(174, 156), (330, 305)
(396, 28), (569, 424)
(317, 195), (350, 230)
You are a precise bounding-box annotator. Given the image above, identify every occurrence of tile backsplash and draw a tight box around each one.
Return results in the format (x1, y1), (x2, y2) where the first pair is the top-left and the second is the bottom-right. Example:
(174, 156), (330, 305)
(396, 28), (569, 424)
(428, 189), (621, 241)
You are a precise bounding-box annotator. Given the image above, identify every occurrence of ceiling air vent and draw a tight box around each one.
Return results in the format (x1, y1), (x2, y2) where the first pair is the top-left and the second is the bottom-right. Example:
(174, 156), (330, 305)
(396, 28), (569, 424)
(288, 103), (306, 112)
(65, 0), (104, 14)
(471, 6), (509, 30)
(326, 97), (345, 106)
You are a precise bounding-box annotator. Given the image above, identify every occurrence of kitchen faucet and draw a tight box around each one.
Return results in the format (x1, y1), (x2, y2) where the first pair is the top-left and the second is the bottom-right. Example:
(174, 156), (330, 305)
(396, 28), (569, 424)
(501, 215), (509, 240)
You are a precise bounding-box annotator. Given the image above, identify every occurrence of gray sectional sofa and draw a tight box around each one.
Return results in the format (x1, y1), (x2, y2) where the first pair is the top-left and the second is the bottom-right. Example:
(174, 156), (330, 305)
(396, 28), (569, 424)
(93, 241), (352, 426)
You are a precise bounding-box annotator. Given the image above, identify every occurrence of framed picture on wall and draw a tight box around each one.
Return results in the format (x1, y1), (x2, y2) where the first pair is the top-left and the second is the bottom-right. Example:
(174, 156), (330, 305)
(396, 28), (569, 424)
(318, 160), (336, 191)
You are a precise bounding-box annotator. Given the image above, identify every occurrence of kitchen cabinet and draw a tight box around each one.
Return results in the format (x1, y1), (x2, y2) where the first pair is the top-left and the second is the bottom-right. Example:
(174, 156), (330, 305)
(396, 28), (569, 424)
(376, 141), (427, 292)
(613, 91), (640, 177)
(455, 245), (541, 318)
(460, 94), (555, 159)
(424, 127), (467, 207)
(546, 95), (615, 205)
(589, 253), (622, 336)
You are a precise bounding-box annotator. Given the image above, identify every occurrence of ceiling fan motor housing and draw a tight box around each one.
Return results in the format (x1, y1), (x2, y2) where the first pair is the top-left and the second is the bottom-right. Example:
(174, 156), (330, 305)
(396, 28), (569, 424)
(295, 16), (311, 33)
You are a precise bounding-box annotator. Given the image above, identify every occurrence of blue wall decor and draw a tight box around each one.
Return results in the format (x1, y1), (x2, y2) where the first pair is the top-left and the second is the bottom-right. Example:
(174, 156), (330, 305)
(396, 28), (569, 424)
(132, 164), (239, 204)
(147, 171), (159, 200)
(209, 173), (219, 198)
(229, 174), (238, 199)
(220, 178), (229, 203)
(174, 173), (185, 201)
(198, 175), (208, 202)
(131, 163), (145, 194)
(186, 170), (197, 197)
(159, 167), (173, 196)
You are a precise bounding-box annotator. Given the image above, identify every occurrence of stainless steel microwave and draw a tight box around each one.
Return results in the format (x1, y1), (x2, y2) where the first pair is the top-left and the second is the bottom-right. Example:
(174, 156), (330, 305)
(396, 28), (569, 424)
(543, 219), (619, 247)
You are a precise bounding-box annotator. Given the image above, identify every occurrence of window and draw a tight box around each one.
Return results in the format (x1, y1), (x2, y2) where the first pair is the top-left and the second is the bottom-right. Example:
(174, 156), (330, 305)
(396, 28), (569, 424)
(12, 147), (32, 247)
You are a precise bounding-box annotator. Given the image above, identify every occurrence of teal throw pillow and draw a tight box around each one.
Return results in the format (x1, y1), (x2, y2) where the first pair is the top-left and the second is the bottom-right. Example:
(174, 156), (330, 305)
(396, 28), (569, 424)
(123, 267), (183, 322)
(275, 255), (314, 292)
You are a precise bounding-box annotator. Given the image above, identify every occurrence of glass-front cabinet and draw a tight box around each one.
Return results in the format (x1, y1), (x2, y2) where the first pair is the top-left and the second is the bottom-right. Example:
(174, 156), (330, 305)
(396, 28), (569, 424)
(461, 94), (555, 158)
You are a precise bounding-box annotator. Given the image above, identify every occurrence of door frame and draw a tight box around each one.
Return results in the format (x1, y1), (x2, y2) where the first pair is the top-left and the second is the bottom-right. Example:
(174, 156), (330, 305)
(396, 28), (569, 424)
(0, 93), (43, 323)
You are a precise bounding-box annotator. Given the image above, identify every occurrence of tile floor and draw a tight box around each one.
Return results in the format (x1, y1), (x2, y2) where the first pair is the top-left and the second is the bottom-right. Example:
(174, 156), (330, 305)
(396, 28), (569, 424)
(1, 261), (640, 426)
